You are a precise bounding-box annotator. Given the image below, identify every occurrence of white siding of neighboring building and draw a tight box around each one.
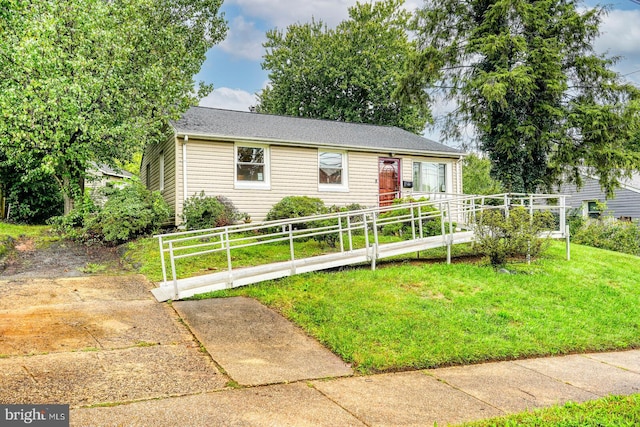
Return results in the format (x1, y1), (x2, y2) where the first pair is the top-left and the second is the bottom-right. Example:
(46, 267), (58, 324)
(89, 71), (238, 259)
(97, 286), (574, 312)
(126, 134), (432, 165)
(559, 175), (640, 219)
(168, 139), (462, 222)
(141, 135), (178, 223)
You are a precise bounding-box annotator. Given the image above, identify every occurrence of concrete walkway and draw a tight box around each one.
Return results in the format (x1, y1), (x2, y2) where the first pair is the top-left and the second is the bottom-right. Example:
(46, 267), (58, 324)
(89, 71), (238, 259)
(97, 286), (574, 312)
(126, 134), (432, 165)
(69, 348), (640, 426)
(1, 275), (638, 426)
(72, 297), (640, 426)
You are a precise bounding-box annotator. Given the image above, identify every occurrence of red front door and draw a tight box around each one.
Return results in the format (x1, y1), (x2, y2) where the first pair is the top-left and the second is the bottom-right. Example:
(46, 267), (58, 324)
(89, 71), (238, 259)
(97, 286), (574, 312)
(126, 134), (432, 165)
(379, 158), (400, 206)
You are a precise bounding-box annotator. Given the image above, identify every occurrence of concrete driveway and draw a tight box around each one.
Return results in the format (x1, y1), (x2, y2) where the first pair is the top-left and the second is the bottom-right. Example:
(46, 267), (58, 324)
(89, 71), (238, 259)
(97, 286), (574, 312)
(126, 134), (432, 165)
(0, 275), (228, 407)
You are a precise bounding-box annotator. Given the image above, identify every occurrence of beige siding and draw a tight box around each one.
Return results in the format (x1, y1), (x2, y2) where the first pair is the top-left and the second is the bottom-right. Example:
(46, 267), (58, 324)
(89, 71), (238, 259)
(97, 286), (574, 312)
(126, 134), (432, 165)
(172, 138), (463, 223)
(141, 135), (178, 222)
(181, 142), (381, 221)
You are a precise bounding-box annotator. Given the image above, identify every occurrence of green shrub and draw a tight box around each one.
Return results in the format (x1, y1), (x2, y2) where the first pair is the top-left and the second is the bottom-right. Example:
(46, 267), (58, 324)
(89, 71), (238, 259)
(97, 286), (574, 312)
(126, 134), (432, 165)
(85, 181), (170, 244)
(566, 207), (585, 236)
(573, 219), (640, 256)
(265, 196), (327, 225)
(311, 203), (367, 247)
(473, 206), (556, 268)
(265, 197), (366, 247)
(379, 197), (449, 239)
(51, 180), (169, 244)
(182, 192), (242, 230)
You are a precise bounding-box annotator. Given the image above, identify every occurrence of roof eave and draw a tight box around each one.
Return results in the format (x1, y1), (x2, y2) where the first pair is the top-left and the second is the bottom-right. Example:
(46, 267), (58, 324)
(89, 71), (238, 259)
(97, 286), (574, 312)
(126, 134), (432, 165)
(174, 131), (464, 159)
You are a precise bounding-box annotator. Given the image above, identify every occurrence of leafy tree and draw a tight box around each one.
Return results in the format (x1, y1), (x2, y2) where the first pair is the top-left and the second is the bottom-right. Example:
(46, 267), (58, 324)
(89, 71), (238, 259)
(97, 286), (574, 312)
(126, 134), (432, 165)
(257, 0), (429, 134)
(0, 164), (63, 224)
(463, 153), (504, 195)
(0, 0), (227, 213)
(404, 0), (640, 194)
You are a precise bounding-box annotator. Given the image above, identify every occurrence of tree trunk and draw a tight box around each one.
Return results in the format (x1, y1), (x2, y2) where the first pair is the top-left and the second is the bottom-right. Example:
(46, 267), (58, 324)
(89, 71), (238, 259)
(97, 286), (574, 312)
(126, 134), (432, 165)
(62, 174), (85, 215)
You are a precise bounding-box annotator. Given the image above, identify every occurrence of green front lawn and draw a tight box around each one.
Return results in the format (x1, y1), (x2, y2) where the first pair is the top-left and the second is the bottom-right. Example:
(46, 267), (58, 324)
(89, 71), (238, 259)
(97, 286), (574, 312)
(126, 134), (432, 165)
(462, 394), (640, 426)
(195, 241), (640, 373)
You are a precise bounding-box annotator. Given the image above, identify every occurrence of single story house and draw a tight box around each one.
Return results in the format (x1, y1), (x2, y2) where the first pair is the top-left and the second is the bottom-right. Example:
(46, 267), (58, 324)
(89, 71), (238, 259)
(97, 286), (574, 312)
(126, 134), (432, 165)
(559, 172), (640, 220)
(141, 107), (465, 224)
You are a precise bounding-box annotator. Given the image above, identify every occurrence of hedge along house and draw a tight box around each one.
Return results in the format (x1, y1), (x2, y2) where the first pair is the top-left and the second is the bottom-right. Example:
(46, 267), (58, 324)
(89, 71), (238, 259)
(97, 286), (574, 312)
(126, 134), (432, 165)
(141, 106), (464, 224)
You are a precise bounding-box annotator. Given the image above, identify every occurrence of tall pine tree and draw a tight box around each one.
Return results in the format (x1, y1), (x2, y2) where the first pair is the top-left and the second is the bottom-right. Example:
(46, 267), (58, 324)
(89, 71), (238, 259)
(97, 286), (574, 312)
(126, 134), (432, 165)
(405, 0), (640, 194)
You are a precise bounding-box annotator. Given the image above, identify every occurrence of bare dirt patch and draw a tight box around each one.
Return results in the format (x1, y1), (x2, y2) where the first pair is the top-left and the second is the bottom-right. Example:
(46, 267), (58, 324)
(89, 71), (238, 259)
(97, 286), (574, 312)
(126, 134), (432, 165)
(0, 238), (125, 278)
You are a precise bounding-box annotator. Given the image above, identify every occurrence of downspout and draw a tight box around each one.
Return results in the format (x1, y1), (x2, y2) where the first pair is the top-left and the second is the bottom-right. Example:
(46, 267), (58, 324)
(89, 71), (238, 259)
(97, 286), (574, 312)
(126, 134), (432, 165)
(182, 135), (188, 220)
(457, 155), (464, 195)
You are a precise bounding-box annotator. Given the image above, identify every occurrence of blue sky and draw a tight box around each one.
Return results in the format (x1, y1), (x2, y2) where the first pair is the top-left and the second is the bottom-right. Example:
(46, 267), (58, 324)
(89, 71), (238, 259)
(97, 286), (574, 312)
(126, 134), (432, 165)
(196, 0), (640, 140)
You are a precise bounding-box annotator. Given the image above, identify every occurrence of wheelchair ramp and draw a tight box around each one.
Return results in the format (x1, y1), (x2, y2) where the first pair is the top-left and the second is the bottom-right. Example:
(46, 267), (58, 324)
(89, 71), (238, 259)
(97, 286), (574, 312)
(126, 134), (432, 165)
(151, 194), (569, 302)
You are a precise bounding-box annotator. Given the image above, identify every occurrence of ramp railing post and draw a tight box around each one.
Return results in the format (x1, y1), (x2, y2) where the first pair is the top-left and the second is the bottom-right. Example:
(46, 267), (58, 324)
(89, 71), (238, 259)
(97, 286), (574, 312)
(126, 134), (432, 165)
(371, 213), (379, 270)
(158, 236), (167, 284)
(410, 204), (416, 240)
(440, 202), (446, 245)
(504, 194), (509, 218)
(559, 195), (567, 237)
(363, 213), (370, 259)
(338, 214), (344, 253)
(225, 227), (233, 288)
(529, 194), (534, 217)
(566, 221), (571, 261)
(447, 201), (452, 265)
(169, 241), (178, 300)
(347, 214), (353, 252)
(289, 224), (296, 274)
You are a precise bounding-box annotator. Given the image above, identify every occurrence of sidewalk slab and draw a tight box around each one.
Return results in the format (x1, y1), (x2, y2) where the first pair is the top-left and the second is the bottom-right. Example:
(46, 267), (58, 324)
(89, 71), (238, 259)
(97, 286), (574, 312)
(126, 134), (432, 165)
(431, 360), (599, 413)
(70, 382), (366, 427)
(312, 370), (503, 427)
(585, 349), (640, 374)
(0, 344), (226, 407)
(173, 297), (353, 386)
(515, 354), (640, 396)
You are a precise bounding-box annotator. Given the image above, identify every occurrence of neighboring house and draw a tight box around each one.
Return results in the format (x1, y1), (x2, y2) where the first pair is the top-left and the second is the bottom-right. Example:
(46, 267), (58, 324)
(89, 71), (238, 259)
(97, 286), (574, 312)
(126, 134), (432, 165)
(86, 163), (134, 203)
(559, 172), (640, 220)
(141, 107), (465, 224)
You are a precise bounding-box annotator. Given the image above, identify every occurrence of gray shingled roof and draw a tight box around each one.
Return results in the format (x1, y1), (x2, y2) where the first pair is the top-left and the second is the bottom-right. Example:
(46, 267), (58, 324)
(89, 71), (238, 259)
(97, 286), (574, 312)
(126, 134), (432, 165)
(171, 107), (462, 156)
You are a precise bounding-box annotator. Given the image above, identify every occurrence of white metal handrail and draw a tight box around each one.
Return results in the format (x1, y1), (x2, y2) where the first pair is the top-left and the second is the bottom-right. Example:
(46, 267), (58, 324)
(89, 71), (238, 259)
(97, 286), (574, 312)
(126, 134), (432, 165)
(155, 193), (570, 299)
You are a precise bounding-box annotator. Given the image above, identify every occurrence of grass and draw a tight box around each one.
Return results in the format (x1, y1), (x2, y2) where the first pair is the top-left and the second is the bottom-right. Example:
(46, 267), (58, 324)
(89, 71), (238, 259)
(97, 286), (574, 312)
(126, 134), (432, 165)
(0, 222), (54, 258)
(79, 262), (108, 274)
(461, 394), (640, 426)
(124, 232), (403, 283)
(189, 241), (640, 373)
(0, 222), (51, 240)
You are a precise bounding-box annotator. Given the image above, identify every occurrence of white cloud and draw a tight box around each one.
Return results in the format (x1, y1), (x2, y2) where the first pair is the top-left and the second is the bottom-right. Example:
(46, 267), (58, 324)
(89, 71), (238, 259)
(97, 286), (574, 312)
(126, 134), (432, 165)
(218, 16), (265, 61)
(227, 0), (355, 29)
(595, 9), (640, 56)
(227, 0), (422, 28)
(594, 9), (640, 85)
(199, 87), (258, 111)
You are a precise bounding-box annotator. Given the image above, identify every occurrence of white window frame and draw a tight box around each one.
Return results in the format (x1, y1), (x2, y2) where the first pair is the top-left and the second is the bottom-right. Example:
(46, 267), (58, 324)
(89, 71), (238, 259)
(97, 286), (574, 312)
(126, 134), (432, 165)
(583, 200), (602, 219)
(413, 161), (447, 193)
(234, 143), (270, 190)
(318, 150), (348, 192)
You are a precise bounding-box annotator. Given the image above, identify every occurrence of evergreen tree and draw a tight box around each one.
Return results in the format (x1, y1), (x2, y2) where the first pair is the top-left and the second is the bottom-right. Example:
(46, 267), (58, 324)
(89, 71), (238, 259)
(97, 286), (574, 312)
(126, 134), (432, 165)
(404, 0), (640, 194)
